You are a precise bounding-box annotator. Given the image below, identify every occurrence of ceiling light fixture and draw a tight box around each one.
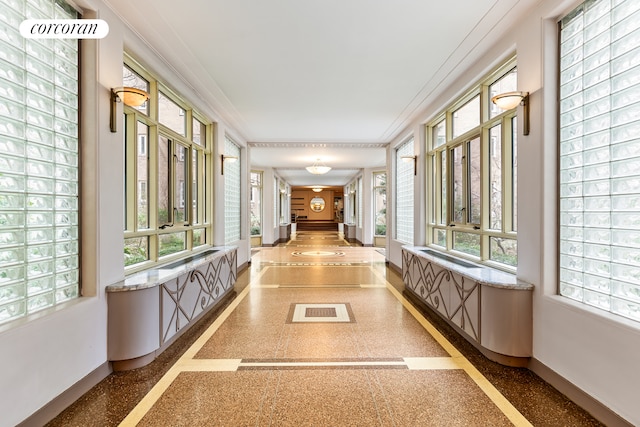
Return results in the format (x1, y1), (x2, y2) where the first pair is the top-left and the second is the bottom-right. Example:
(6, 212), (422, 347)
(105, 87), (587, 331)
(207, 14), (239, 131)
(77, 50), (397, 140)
(312, 187), (323, 193)
(491, 91), (530, 135)
(110, 87), (150, 133)
(306, 159), (331, 175)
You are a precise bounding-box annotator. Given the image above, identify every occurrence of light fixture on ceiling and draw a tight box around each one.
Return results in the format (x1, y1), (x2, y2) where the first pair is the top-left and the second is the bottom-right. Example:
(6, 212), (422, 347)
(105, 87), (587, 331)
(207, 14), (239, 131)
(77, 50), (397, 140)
(400, 155), (417, 175)
(491, 91), (530, 135)
(110, 87), (150, 133)
(220, 154), (238, 175)
(306, 158), (331, 175)
(312, 187), (323, 193)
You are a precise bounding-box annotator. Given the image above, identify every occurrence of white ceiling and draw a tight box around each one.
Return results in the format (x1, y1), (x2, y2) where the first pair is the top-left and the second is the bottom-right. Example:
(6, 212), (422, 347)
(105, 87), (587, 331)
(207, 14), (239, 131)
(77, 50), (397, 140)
(104, 0), (538, 185)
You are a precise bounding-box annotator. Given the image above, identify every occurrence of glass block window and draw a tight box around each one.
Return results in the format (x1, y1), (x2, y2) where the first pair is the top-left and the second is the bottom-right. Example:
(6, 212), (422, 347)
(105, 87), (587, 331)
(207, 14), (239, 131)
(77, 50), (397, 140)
(0, 0), (79, 324)
(559, 0), (640, 322)
(224, 136), (241, 244)
(395, 138), (414, 244)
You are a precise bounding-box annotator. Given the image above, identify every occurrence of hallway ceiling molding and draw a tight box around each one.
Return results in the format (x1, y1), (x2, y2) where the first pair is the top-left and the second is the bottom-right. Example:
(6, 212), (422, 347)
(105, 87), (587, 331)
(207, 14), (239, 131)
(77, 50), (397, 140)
(104, 0), (540, 185)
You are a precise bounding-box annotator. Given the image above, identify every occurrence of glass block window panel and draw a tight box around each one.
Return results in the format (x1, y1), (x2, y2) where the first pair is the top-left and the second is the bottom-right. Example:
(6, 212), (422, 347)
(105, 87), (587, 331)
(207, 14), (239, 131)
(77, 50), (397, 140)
(559, 0), (640, 322)
(395, 138), (414, 244)
(158, 91), (185, 136)
(0, 0), (79, 325)
(224, 137), (241, 244)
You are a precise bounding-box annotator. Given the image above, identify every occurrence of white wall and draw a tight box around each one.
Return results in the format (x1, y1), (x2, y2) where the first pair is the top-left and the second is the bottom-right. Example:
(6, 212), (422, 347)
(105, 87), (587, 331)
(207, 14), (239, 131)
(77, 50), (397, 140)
(386, 0), (640, 424)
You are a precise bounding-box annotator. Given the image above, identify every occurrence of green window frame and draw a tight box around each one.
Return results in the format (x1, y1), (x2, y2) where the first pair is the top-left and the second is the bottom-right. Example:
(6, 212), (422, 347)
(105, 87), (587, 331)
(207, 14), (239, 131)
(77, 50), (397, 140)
(123, 58), (212, 271)
(426, 59), (518, 269)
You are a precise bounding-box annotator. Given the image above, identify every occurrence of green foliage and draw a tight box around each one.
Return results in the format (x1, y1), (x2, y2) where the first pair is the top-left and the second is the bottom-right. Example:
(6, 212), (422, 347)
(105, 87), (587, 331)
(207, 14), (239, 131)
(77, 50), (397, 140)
(375, 224), (386, 236)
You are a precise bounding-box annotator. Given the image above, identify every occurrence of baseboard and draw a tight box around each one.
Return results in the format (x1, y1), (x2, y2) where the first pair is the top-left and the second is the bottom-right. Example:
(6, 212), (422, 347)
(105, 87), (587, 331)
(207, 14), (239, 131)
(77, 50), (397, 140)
(18, 361), (112, 427)
(528, 359), (633, 427)
(388, 261), (402, 274)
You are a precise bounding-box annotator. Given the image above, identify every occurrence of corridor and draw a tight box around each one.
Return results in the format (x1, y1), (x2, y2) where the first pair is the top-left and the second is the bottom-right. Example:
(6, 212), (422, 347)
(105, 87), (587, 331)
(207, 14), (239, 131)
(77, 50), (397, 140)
(48, 231), (601, 426)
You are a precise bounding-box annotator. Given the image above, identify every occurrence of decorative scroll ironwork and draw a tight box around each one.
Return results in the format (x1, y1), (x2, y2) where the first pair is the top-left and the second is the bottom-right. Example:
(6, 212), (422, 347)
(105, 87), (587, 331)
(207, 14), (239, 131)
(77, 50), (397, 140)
(161, 251), (237, 344)
(403, 250), (480, 342)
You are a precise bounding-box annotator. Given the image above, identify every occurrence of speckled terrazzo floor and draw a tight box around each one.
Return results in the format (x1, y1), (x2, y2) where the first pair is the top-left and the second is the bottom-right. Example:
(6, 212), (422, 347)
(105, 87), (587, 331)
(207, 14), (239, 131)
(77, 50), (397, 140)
(47, 232), (604, 427)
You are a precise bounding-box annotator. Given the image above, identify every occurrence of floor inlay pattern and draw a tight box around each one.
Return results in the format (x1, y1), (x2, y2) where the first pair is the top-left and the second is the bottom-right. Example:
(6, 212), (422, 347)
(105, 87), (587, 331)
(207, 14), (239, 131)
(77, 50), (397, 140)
(286, 303), (355, 323)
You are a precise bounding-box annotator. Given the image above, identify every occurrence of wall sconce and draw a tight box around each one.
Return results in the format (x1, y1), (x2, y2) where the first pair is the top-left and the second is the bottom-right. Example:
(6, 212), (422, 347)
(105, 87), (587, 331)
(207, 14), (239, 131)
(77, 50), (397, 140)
(110, 87), (149, 133)
(220, 154), (238, 175)
(401, 155), (417, 175)
(491, 91), (530, 135)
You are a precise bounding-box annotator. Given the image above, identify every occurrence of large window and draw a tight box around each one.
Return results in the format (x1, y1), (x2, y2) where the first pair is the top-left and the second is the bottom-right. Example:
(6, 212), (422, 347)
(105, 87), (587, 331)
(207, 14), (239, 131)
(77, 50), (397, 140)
(250, 171), (262, 236)
(373, 172), (387, 236)
(395, 138), (414, 244)
(427, 60), (518, 268)
(224, 136), (241, 244)
(123, 60), (211, 270)
(0, 0), (79, 324)
(559, 0), (640, 322)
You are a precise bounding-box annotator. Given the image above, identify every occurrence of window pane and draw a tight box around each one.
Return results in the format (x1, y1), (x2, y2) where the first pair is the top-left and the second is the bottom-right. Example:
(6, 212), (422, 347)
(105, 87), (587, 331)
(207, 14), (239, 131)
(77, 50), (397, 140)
(137, 122), (149, 229)
(452, 145), (464, 223)
(192, 118), (205, 145)
(123, 66), (149, 115)
(489, 125), (503, 230)
(158, 135), (170, 225)
(124, 236), (148, 266)
(374, 172), (387, 236)
(453, 95), (480, 138)
(433, 228), (446, 247)
(192, 149), (199, 224)
(440, 150), (447, 225)
(158, 92), (185, 136)
(250, 172), (262, 235)
(453, 232), (480, 257)
(512, 117), (518, 231)
(490, 237), (517, 266)
(489, 67), (518, 118)
(433, 119), (446, 148)
(193, 229), (205, 247)
(468, 137), (481, 224)
(175, 145), (187, 223)
(159, 232), (186, 257)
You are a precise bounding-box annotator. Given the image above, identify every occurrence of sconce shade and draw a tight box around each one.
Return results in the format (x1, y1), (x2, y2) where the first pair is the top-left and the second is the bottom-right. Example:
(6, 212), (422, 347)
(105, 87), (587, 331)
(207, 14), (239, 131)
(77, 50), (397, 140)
(491, 91), (530, 136)
(113, 87), (150, 107)
(110, 87), (150, 132)
(491, 91), (528, 110)
(306, 159), (331, 175)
